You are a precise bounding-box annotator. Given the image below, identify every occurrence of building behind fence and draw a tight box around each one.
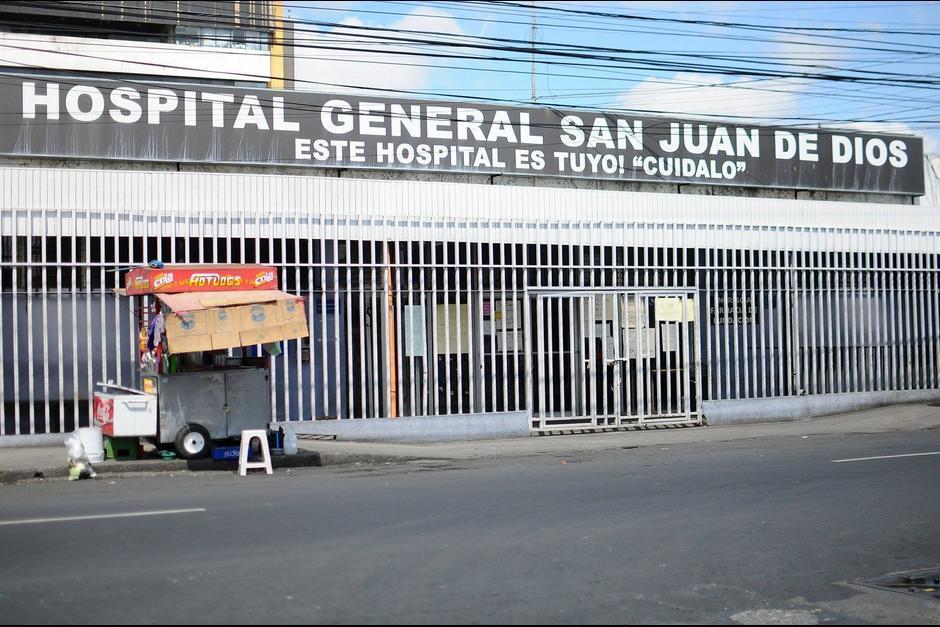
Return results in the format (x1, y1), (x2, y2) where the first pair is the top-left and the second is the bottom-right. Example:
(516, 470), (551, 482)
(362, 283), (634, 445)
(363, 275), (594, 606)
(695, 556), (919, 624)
(2, 167), (938, 438)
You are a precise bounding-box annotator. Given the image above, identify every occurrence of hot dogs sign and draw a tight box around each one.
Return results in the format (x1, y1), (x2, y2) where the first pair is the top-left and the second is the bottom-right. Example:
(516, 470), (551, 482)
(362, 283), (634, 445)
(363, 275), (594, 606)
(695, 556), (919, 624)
(0, 74), (924, 195)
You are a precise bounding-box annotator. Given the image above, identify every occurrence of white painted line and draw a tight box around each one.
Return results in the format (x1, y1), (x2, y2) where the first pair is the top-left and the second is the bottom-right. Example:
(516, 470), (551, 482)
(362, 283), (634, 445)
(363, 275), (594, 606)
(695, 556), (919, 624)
(832, 451), (940, 464)
(0, 508), (207, 527)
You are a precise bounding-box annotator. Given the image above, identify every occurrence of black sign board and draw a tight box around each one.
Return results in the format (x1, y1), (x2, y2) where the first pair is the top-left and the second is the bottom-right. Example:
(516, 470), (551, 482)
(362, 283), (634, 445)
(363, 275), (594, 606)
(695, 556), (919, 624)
(0, 74), (925, 195)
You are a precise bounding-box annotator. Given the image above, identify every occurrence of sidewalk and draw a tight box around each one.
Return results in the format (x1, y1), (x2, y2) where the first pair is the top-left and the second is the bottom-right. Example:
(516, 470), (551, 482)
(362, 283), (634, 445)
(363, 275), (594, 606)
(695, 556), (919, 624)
(2, 403), (938, 484)
(298, 401), (940, 460)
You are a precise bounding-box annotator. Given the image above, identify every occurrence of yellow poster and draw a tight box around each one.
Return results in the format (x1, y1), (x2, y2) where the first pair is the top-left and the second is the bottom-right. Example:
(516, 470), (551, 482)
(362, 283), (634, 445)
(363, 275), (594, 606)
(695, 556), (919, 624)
(435, 304), (471, 355)
(654, 297), (696, 322)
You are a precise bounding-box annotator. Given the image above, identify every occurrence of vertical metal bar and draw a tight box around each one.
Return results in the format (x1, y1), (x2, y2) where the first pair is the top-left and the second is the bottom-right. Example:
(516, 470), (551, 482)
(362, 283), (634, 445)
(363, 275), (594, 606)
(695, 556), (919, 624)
(443, 238), (452, 414)
(0, 208), (6, 434)
(864, 243), (874, 392)
(487, 241), (496, 412)
(722, 249), (732, 399)
(501, 242), (510, 412)
(774, 250), (784, 396)
(851, 249), (862, 392)
(824, 248), (835, 394)
(40, 208), (50, 432)
(57, 208), (67, 430)
(810, 245), (821, 396)
(465, 239), (477, 415)
(393, 238), (405, 418)
(27, 204), (36, 434)
(333, 222), (343, 417)
(758, 249), (768, 398)
(524, 288), (533, 428)
(345, 226), (355, 419)
(731, 247), (742, 400)
(407, 231), (417, 417)
(600, 293), (609, 423)
(320, 213), (330, 417)
(292, 210), (304, 422)
(83, 206), (93, 427)
(927, 248), (938, 389)
(835, 249), (845, 393)
(307, 223), (317, 420)
(536, 295), (546, 424)
(889, 246), (899, 390)
(927, 246), (935, 389)
(915, 249), (925, 390)
(681, 292), (692, 421)
(588, 293), (598, 425)
(511, 242), (521, 411)
(692, 286), (704, 421)
(557, 267), (568, 419)
(878, 245), (888, 391)
(799, 247), (810, 396)
(428, 236), (438, 416)
(545, 292), (556, 421)
(419, 236), (429, 416)
(905, 247), (915, 390)
(455, 238), (465, 414)
(612, 291), (623, 425)
(457, 238), (475, 413)
(637, 293), (648, 422)
(785, 254), (796, 397)
(11, 207), (21, 433)
(747, 248), (757, 398)
(382, 240), (393, 418)
(704, 237), (714, 401)
(371, 238), (381, 417)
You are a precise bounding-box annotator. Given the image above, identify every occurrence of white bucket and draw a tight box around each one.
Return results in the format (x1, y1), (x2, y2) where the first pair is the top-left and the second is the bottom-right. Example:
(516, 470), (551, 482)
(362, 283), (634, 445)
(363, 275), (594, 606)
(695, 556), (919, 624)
(77, 427), (105, 463)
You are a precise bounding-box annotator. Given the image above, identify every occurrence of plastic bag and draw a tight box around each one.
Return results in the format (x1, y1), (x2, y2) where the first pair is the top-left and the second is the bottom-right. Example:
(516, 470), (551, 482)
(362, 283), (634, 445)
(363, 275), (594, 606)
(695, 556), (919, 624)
(65, 433), (97, 481)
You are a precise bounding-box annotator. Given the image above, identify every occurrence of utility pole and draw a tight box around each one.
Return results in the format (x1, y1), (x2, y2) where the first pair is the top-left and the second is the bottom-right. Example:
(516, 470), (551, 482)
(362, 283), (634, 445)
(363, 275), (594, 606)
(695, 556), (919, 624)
(530, 0), (537, 104)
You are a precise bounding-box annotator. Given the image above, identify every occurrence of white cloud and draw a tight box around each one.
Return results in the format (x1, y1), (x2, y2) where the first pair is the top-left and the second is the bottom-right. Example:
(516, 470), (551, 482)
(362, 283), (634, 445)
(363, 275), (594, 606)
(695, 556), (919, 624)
(292, 8), (464, 95)
(617, 72), (806, 120)
(617, 35), (846, 122)
(840, 121), (938, 154)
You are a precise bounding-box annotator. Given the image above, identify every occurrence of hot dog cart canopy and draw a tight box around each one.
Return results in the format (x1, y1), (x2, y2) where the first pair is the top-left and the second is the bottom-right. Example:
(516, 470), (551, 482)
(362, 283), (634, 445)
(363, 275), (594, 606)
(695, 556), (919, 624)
(155, 289), (308, 354)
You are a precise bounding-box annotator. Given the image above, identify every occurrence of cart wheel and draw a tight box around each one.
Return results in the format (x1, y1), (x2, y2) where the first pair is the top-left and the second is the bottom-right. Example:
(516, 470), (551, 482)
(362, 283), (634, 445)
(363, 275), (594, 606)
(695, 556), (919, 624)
(175, 424), (211, 460)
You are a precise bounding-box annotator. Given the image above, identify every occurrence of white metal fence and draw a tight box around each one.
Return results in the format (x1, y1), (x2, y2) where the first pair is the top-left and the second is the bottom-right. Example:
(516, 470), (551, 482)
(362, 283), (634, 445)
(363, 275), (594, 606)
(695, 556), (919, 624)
(1, 168), (939, 437)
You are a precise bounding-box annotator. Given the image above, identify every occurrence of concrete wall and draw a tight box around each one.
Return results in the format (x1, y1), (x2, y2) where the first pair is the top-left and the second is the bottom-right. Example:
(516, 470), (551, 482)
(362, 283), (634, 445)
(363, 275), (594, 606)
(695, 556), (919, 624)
(0, 32), (270, 84)
(703, 389), (940, 425)
(0, 156), (918, 206)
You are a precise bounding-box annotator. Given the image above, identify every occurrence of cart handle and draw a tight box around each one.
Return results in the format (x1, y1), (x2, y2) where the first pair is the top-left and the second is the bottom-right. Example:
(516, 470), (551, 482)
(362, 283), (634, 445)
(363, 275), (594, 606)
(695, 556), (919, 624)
(95, 381), (147, 395)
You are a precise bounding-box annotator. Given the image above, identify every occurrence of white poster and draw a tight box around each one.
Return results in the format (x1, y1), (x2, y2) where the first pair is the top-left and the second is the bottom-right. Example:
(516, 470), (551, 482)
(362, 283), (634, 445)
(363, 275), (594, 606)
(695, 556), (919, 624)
(403, 305), (426, 357)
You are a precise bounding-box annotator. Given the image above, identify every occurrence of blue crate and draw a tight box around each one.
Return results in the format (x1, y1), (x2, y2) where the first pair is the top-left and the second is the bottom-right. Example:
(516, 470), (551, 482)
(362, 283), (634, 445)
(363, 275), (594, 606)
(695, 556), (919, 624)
(211, 446), (253, 461)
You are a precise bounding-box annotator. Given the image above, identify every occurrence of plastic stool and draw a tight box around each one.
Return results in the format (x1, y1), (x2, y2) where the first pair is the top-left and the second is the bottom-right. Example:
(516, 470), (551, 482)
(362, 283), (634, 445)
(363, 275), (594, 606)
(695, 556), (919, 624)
(238, 430), (273, 476)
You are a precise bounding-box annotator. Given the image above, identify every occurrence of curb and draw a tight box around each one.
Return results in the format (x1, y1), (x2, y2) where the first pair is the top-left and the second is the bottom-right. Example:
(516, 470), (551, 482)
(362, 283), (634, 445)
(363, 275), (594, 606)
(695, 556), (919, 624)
(0, 451), (443, 485)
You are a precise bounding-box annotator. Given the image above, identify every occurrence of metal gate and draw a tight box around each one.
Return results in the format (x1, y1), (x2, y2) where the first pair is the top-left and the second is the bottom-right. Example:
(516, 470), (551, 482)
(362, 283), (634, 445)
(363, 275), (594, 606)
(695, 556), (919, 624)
(526, 288), (702, 432)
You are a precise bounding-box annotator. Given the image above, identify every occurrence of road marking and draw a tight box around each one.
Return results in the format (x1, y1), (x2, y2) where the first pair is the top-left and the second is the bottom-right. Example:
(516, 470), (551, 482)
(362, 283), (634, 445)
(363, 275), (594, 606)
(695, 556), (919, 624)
(0, 508), (206, 527)
(832, 451), (940, 464)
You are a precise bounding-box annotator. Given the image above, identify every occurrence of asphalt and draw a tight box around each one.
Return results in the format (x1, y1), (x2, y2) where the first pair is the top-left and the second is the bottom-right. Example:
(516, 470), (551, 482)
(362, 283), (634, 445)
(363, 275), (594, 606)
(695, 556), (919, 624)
(1, 421), (939, 624)
(2, 402), (939, 484)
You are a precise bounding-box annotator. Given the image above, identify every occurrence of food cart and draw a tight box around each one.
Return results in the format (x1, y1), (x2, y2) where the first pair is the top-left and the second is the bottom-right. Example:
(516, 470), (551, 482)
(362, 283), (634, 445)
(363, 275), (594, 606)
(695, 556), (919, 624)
(93, 264), (308, 459)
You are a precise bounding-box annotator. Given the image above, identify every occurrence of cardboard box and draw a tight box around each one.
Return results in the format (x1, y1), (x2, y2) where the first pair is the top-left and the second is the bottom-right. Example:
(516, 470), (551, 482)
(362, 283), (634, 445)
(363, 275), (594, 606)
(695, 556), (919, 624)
(165, 310), (213, 353)
(164, 298), (308, 354)
(238, 303), (281, 330)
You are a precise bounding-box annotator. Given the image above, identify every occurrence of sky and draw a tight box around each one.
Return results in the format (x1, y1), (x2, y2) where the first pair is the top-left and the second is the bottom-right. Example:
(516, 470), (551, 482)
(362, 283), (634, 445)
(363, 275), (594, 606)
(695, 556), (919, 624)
(286, 0), (940, 152)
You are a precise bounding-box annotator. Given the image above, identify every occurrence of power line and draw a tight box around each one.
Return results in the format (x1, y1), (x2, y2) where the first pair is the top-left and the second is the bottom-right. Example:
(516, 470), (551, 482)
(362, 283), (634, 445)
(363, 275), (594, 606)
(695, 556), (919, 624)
(1, 3), (938, 133)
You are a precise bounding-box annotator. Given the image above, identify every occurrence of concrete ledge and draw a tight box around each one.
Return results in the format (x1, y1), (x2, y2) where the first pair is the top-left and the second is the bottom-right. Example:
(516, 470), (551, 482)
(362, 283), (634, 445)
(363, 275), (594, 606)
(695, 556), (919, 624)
(0, 452), (325, 484)
(703, 389), (940, 425)
(275, 411), (530, 443)
(0, 433), (67, 448)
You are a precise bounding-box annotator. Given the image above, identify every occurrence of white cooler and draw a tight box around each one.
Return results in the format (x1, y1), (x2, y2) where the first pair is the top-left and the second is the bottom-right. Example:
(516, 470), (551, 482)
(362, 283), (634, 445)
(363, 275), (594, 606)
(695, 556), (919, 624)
(93, 390), (157, 437)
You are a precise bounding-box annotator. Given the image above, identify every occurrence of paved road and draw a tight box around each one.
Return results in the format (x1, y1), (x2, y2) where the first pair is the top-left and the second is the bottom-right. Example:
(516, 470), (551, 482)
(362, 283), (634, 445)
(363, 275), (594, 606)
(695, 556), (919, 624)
(1, 429), (939, 624)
